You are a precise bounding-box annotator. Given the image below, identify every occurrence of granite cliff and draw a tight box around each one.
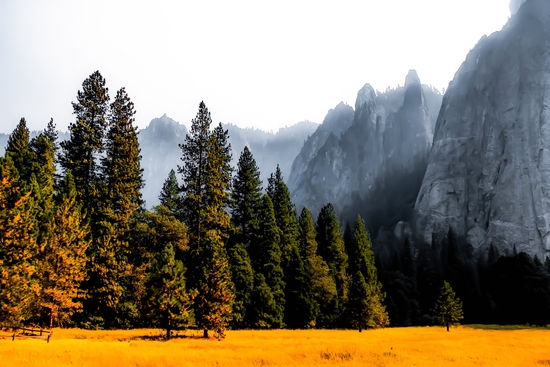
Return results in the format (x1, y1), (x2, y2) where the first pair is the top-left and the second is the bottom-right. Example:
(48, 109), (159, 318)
(413, 0), (550, 258)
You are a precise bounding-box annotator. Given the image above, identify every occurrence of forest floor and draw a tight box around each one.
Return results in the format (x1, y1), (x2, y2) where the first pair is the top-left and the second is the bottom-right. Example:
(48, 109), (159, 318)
(1, 326), (549, 366)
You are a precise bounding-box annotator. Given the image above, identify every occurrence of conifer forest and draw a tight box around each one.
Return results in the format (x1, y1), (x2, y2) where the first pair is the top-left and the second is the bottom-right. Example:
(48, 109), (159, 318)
(1, 71), (550, 340)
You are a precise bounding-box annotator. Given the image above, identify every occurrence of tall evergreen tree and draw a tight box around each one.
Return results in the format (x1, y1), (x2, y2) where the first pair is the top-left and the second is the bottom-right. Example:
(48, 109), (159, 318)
(346, 215), (389, 329)
(159, 169), (180, 215)
(128, 205), (189, 325)
(145, 243), (192, 339)
(250, 195), (285, 328)
(230, 146), (263, 246)
(41, 172), (89, 328)
(250, 273), (278, 328)
(434, 281), (464, 331)
(227, 242), (254, 328)
(179, 103), (234, 338)
(102, 87), (143, 226)
(44, 118), (59, 153)
(60, 70), (110, 222)
(267, 166), (316, 328)
(0, 157), (38, 325)
(5, 118), (32, 183)
(315, 203), (349, 325)
(298, 207), (337, 327)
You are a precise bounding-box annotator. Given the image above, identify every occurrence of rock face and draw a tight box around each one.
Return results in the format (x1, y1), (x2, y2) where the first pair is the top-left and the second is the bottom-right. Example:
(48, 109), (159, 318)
(413, 0), (550, 258)
(288, 71), (442, 224)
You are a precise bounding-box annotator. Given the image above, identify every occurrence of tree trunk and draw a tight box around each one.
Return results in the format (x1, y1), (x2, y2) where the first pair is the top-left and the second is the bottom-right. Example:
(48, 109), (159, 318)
(49, 310), (54, 330)
(166, 315), (171, 340)
(446, 323), (449, 332)
(358, 327), (362, 333)
(203, 329), (209, 338)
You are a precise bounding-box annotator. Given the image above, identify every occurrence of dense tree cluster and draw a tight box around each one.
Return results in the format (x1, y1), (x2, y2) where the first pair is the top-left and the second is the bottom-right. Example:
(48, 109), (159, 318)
(2, 70), (548, 338)
(0, 71), (388, 338)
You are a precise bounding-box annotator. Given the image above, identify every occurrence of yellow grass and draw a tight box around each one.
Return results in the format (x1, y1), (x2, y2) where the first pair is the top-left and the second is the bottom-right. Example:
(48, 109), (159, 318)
(1, 326), (549, 367)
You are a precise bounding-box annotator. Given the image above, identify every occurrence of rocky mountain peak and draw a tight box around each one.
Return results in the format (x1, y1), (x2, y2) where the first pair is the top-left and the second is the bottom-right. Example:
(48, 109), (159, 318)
(354, 83), (376, 111)
(405, 69), (421, 88)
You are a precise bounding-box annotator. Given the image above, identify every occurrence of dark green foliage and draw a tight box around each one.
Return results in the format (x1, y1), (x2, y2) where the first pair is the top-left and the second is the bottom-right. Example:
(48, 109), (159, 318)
(179, 102), (234, 339)
(434, 281), (464, 331)
(101, 87), (144, 225)
(5, 118), (32, 183)
(267, 166), (315, 327)
(159, 169), (180, 215)
(60, 70), (109, 219)
(250, 195), (285, 328)
(145, 243), (191, 339)
(315, 203), (349, 325)
(250, 273), (279, 328)
(346, 216), (389, 329)
(282, 244), (318, 328)
(266, 165), (299, 262)
(227, 242), (254, 328)
(230, 146), (262, 247)
(297, 207), (336, 327)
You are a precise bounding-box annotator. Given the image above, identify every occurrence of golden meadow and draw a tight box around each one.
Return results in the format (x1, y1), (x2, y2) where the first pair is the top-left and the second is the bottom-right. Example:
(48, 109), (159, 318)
(1, 326), (549, 367)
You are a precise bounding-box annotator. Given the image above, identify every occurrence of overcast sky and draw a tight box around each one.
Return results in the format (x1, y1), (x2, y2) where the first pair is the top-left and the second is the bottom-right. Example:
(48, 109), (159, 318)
(0, 0), (511, 134)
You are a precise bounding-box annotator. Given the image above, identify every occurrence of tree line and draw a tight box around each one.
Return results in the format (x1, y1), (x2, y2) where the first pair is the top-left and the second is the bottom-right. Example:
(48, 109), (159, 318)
(0, 71), (389, 338)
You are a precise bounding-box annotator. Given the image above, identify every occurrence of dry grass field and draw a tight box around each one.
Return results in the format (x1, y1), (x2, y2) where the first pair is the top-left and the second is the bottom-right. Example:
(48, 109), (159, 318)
(1, 326), (549, 367)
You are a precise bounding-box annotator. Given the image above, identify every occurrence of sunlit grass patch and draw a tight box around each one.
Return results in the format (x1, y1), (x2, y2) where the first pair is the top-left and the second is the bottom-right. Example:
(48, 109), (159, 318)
(1, 327), (549, 366)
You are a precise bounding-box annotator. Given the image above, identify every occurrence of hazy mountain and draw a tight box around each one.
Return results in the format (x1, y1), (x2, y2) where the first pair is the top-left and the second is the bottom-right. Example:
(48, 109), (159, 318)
(289, 71), (443, 234)
(413, 0), (550, 258)
(138, 115), (318, 208)
(138, 114), (189, 209)
(225, 121), (318, 189)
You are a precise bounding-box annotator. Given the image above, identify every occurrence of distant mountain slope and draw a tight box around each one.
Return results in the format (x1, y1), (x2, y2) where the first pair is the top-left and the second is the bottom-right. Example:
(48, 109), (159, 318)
(225, 121), (318, 188)
(288, 71), (443, 234)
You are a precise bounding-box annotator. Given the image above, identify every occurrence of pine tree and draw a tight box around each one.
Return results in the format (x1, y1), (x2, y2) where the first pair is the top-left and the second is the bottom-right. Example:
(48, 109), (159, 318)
(29, 133), (57, 266)
(145, 243), (192, 339)
(298, 207), (336, 327)
(44, 118), (59, 153)
(434, 281), (464, 331)
(159, 169), (180, 215)
(315, 203), (349, 325)
(179, 103), (234, 338)
(227, 242), (254, 328)
(102, 87), (143, 226)
(230, 146), (263, 246)
(346, 215), (389, 329)
(5, 118), (32, 183)
(267, 166), (316, 328)
(283, 244), (318, 328)
(60, 70), (110, 223)
(128, 205), (189, 325)
(250, 273), (279, 328)
(41, 172), (89, 328)
(250, 194), (285, 328)
(0, 157), (38, 325)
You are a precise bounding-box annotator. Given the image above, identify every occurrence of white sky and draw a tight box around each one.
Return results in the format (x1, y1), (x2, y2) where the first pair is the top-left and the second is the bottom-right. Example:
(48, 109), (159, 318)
(0, 0), (511, 134)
